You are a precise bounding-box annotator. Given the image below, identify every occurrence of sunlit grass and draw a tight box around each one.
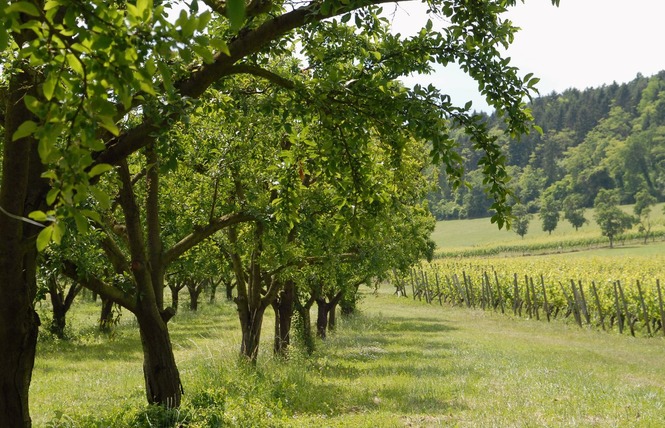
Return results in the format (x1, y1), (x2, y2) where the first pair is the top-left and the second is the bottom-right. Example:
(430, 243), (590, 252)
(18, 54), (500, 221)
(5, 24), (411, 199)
(32, 290), (665, 427)
(432, 202), (665, 255)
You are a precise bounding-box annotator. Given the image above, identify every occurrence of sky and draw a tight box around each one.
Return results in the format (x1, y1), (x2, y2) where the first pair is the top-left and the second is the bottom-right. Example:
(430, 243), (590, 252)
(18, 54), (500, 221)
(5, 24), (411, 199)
(386, 0), (665, 112)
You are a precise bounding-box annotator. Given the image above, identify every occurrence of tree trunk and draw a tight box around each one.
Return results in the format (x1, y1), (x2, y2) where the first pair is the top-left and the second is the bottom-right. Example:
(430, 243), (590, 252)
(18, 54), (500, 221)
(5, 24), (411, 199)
(171, 287), (180, 311)
(238, 303), (267, 363)
(47, 278), (82, 339)
(168, 282), (184, 312)
(272, 280), (294, 356)
(0, 65), (46, 428)
(316, 298), (329, 339)
(136, 310), (182, 407)
(225, 280), (235, 301)
(48, 282), (67, 339)
(294, 296), (315, 355)
(99, 297), (114, 333)
(187, 281), (203, 311)
(328, 302), (338, 332)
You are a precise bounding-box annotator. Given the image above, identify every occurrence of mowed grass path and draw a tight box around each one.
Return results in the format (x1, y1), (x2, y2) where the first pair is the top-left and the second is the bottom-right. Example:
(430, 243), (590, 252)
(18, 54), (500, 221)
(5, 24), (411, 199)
(32, 291), (665, 427)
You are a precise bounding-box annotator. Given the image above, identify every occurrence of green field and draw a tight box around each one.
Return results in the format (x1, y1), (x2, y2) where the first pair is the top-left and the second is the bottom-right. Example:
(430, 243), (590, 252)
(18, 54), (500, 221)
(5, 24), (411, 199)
(431, 203), (665, 256)
(32, 291), (665, 427)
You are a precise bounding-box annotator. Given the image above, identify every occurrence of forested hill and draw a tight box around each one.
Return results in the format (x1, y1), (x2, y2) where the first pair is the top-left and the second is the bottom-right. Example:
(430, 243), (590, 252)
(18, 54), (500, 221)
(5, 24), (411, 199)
(428, 70), (665, 220)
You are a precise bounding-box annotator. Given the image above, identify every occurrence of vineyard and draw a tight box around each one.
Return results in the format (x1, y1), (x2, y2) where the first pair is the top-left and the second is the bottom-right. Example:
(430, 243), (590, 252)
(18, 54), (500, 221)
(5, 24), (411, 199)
(394, 254), (665, 337)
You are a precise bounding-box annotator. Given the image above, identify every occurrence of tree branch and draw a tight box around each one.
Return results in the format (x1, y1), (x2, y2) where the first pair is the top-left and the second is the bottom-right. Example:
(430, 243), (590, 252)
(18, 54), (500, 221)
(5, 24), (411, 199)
(163, 212), (256, 266)
(228, 64), (297, 90)
(94, 0), (397, 167)
(61, 260), (137, 312)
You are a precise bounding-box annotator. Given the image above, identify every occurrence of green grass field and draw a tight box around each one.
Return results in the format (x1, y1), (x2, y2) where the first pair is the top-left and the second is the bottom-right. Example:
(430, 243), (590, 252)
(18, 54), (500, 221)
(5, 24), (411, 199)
(32, 290), (665, 427)
(431, 202), (665, 255)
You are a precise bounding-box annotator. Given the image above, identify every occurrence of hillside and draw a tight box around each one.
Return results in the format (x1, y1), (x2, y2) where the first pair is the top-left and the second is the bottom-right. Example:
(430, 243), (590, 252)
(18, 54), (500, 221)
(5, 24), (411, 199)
(427, 71), (665, 221)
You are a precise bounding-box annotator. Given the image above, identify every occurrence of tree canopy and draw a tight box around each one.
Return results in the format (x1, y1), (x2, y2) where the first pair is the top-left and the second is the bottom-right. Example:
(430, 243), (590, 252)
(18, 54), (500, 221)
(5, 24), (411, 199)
(0, 0), (557, 425)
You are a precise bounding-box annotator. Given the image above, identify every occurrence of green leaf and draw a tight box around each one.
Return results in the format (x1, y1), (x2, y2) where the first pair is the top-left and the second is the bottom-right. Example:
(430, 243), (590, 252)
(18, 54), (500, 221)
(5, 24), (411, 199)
(66, 53), (83, 75)
(73, 211), (89, 234)
(24, 95), (41, 115)
(192, 44), (214, 64)
(12, 120), (37, 141)
(38, 138), (56, 163)
(98, 115), (120, 136)
(44, 0), (63, 11)
(157, 61), (174, 93)
(7, 1), (40, 17)
(52, 221), (65, 244)
(88, 163), (113, 178)
(36, 225), (53, 252)
(226, 0), (245, 31)
(80, 209), (102, 224)
(90, 187), (111, 210)
(28, 210), (48, 222)
(43, 73), (57, 100)
(46, 188), (59, 205)
(136, 0), (152, 19)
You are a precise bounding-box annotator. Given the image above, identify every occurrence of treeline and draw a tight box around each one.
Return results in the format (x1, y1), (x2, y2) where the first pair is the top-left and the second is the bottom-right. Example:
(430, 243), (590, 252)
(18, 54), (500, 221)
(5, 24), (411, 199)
(428, 71), (665, 219)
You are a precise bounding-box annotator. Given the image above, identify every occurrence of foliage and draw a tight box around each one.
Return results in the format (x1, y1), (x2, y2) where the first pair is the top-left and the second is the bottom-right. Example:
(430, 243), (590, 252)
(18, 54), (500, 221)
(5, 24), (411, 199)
(427, 70), (665, 219)
(593, 189), (636, 248)
(512, 204), (531, 239)
(538, 194), (559, 235)
(562, 193), (588, 231)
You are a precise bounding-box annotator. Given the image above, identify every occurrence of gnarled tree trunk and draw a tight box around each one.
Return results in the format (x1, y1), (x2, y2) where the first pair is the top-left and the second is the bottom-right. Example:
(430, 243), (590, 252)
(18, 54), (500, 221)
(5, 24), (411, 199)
(47, 277), (82, 339)
(272, 280), (294, 356)
(136, 309), (182, 407)
(0, 64), (46, 428)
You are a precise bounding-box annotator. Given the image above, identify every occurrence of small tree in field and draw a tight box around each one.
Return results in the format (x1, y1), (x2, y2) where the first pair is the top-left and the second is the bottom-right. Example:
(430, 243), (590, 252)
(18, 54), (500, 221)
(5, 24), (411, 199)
(634, 188), (657, 243)
(563, 194), (588, 231)
(539, 194), (560, 235)
(512, 204), (532, 239)
(593, 189), (636, 248)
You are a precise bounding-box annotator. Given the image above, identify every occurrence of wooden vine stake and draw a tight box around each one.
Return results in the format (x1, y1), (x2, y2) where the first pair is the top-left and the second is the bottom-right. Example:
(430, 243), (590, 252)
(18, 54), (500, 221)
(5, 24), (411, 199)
(577, 280), (590, 325)
(539, 275), (550, 322)
(434, 271), (443, 306)
(590, 281), (605, 331)
(570, 280), (583, 327)
(512, 273), (520, 316)
(494, 271), (505, 314)
(529, 276), (539, 321)
(635, 280), (652, 335)
(612, 281), (624, 334)
(657, 279), (665, 337)
(616, 280), (635, 337)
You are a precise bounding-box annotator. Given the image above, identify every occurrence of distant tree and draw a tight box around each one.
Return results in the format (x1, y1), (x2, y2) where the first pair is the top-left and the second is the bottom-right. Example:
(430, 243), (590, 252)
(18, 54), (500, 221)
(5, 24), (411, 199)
(512, 204), (532, 239)
(593, 189), (636, 248)
(563, 194), (588, 231)
(539, 195), (560, 235)
(634, 189), (657, 243)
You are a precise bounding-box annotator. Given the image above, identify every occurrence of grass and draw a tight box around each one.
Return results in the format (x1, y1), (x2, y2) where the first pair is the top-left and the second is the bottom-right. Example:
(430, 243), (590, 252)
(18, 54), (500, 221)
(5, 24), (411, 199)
(431, 202), (665, 256)
(32, 289), (665, 427)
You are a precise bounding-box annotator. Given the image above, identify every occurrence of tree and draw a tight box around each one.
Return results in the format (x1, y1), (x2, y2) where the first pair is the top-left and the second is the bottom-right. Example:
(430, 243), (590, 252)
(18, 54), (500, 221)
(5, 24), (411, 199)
(512, 204), (532, 239)
(0, 0), (557, 424)
(633, 188), (657, 243)
(539, 194), (560, 235)
(593, 189), (636, 248)
(563, 194), (588, 231)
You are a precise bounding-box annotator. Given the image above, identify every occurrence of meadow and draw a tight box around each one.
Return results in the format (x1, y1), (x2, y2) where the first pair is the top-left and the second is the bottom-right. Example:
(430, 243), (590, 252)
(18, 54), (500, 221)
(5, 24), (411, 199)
(431, 202), (665, 257)
(32, 290), (665, 427)
(31, 203), (665, 427)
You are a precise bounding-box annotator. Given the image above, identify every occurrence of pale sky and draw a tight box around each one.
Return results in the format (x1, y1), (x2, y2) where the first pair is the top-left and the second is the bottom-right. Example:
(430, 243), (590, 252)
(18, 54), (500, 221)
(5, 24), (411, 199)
(388, 0), (665, 112)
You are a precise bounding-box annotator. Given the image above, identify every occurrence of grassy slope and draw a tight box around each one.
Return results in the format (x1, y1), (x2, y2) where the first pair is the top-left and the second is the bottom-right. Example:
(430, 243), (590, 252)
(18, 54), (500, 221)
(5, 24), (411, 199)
(431, 202), (665, 253)
(32, 291), (665, 427)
